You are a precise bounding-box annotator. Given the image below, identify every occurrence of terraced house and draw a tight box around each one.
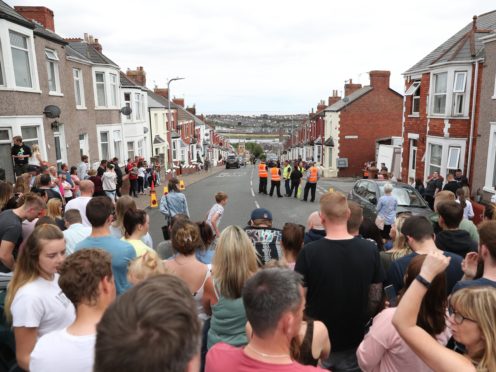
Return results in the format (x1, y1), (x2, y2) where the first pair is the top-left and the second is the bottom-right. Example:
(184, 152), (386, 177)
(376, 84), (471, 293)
(401, 11), (496, 187)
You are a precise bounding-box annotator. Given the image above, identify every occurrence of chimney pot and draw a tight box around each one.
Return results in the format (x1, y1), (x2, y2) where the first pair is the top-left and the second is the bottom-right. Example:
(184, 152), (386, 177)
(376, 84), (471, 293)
(369, 70), (391, 89)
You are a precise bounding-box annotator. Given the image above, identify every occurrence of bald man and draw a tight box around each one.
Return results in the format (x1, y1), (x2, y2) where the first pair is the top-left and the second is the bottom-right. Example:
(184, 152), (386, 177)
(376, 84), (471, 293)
(304, 211), (326, 245)
(65, 180), (95, 227)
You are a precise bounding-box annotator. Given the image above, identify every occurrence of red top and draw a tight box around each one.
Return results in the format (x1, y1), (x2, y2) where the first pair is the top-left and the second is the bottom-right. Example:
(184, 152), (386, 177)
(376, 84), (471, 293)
(206, 342), (322, 372)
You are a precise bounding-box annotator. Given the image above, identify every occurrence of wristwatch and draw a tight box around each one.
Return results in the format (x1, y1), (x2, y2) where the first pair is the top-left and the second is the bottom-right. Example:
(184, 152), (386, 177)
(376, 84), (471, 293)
(415, 275), (431, 288)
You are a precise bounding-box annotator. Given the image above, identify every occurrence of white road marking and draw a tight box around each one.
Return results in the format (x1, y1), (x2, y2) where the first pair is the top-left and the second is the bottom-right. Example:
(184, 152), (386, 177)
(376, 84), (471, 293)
(251, 189), (255, 197)
(255, 200), (260, 208)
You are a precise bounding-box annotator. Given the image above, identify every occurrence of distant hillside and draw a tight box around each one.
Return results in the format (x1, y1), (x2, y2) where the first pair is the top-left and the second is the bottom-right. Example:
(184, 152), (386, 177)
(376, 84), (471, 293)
(206, 114), (307, 133)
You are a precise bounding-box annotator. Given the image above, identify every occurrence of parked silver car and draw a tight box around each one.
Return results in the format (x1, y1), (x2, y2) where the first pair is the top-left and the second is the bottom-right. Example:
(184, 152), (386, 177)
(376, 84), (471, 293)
(348, 180), (432, 221)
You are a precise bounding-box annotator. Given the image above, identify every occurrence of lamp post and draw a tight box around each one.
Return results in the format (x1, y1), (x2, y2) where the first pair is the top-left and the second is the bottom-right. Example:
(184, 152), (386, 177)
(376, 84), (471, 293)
(166, 77), (185, 171)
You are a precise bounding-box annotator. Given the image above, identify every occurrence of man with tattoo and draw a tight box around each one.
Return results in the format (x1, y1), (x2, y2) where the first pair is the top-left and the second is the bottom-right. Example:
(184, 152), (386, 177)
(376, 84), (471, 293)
(295, 192), (384, 372)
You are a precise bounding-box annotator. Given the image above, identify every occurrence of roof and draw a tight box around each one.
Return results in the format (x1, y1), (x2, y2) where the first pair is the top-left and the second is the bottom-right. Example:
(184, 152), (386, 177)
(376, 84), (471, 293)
(0, 0), (33, 28)
(0, 1), (66, 44)
(170, 101), (207, 127)
(404, 11), (496, 74)
(119, 72), (141, 88)
(67, 41), (118, 67)
(65, 44), (91, 63)
(147, 91), (168, 108)
(33, 22), (66, 44)
(324, 86), (373, 112)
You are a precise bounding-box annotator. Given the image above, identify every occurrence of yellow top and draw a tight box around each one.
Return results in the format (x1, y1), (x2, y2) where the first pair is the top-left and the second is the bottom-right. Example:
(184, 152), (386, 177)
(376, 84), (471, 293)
(121, 238), (153, 257)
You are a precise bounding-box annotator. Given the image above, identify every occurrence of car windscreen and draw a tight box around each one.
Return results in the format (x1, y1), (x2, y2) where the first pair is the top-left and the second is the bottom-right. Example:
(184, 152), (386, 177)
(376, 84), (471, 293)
(379, 185), (427, 207)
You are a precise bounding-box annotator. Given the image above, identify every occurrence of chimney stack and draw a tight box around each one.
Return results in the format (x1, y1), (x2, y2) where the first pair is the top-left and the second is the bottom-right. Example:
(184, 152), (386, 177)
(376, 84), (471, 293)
(369, 70), (390, 89)
(328, 90), (341, 106)
(154, 88), (169, 99)
(173, 98), (185, 107)
(186, 105), (196, 115)
(317, 100), (327, 112)
(126, 66), (147, 87)
(344, 79), (362, 97)
(14, 6), (55, 32)
(83, 33), (103, 53)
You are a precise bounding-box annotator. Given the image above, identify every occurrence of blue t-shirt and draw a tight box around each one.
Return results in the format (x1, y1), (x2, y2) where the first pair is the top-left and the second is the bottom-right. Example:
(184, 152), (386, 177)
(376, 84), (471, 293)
(386, 251), (463, 294)
(377, 195), (397, 225)
(451, 277), (496, 294)
(75, 235), (136, 295)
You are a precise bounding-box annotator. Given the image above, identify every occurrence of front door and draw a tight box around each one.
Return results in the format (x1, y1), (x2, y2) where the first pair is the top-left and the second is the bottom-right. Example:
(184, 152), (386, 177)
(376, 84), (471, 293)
(0, 128), (14, 182)
(408, 140), (417, 180)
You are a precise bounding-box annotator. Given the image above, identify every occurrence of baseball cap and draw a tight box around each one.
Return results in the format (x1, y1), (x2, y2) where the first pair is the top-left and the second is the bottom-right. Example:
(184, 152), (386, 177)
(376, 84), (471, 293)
(250, 208), (272, 221)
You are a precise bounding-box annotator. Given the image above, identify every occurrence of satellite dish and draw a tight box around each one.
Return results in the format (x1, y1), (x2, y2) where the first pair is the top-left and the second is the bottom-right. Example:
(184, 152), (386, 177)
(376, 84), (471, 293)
(43, 105), (61, 119)
(143, 127), (149, 134)
(120, 106), (132, 116)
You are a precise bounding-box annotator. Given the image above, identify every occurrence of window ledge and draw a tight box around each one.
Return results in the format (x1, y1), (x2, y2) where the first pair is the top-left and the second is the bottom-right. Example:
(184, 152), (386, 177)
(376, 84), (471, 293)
(76, 106), (87, 110)
(408, 114), (420, 118)
(483, 186), (496, 194)
(95, 107), (119, 111)
(49, 92), (64, 97)
(492, 96), (496, 100)
(0, 86), (41, 93)
(427, 115), (470, 120)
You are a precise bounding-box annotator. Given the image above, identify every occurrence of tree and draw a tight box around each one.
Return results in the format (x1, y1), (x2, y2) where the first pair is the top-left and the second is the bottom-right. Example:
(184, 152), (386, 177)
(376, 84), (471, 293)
(245, 142), (263, 158)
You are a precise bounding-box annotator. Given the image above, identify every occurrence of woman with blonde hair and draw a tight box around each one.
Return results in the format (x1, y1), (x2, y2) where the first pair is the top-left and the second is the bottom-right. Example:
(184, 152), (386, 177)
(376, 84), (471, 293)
(46, 198), (65, 231)
(110, 195), (153, 248)
(205, 225), (258, 349)
(29, 144), (49, 168)
(127, 250), (167, 285)
(380, 213), (413, 272)
(0, 181), (14, 211)
(4, 224), (75, 370)
(393, 252), (496, 372)
(14, 173), (31, 195)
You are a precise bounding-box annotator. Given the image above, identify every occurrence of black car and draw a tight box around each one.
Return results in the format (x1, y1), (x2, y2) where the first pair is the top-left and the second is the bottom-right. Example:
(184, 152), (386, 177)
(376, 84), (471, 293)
(226, 155), (240, 169)
(348, 180), (432, 221)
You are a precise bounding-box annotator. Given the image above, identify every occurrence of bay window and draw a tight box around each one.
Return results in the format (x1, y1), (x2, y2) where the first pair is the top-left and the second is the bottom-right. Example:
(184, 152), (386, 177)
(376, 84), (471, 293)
(432, 73), (447, 114)
(95, 72), (106, 106)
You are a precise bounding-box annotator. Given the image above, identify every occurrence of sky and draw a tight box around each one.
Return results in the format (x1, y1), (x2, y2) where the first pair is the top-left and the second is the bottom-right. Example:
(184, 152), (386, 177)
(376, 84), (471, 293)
(7, 0), (496, 114)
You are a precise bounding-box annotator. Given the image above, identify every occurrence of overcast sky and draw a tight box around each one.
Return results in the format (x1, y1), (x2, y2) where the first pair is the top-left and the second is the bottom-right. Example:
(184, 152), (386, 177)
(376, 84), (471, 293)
(7, 0), (496, 114)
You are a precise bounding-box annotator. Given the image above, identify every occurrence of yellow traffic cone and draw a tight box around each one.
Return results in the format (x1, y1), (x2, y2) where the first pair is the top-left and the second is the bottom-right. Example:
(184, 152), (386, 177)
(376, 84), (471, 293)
(150, 191), (158, 208)
(328, 187), (334, 193)
(179, 180), (186, 190)
(163, 186), (169, 195)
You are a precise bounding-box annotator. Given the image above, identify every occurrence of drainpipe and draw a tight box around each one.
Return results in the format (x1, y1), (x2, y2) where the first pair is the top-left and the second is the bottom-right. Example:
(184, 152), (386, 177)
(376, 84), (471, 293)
(466, 59), (482, 182)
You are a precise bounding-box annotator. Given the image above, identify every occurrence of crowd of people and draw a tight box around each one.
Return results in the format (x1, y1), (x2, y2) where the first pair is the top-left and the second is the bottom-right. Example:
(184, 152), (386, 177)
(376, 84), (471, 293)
(1, 138), (496, 372)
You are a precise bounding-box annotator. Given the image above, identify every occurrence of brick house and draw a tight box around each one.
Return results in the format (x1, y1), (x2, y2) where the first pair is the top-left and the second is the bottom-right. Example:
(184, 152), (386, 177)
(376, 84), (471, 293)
(0, 3), (100, 181)
(322, 71), (403, 177)
(472, 31), (496, 202)
(401, 13), (496, 186)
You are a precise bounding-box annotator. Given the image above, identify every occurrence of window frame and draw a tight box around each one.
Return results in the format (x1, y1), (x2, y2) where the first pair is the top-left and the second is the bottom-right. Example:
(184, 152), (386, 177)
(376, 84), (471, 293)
(127, 141), (135, 161)
(429, 68), (470, 117)
(0, 40), (4, 86)
(446, 147), (461, 170)
(109, 73), (118, 107)
(432, 72), (447, 115)
(95, 71), (107, 107)
(72, 68), (85, 108)
(100, 131), (109, 160)
(113, 130), (122, 160)
(9, 30), (34, 89)
(123, 92), (132, 119)
(134, 93), (142, 121)
(484, 122), (496, 193)
(45, 48), (61, 94)
(425, 136), (466, 180)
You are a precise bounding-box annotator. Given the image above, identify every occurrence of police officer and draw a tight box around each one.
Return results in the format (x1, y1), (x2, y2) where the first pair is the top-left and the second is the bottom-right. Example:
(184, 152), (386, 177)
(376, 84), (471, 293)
(258, 159), (268, 194)
(269, 163), (283, 197)
(282, 160), (292, 196)
(303, 162), (319, 202)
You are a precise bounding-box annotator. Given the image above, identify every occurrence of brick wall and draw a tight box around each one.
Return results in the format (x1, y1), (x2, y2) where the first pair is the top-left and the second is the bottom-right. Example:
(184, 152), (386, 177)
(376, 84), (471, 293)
(337, 87), (403, 177)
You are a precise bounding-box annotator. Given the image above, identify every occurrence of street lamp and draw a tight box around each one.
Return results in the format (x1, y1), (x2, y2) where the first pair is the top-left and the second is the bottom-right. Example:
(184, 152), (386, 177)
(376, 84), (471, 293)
(166, 77), (185, 170)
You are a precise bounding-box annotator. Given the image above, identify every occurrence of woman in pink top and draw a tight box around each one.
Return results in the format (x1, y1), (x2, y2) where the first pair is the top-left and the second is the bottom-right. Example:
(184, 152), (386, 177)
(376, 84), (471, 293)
(357, 255), (451, 372)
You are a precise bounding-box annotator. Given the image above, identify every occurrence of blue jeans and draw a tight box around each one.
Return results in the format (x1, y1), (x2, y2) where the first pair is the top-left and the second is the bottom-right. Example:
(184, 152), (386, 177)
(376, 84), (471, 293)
(105, 190), (116, 200)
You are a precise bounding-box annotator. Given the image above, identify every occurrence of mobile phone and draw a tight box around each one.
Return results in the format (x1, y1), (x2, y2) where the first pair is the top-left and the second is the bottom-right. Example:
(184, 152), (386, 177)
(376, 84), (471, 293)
(384, 285), (397, 307)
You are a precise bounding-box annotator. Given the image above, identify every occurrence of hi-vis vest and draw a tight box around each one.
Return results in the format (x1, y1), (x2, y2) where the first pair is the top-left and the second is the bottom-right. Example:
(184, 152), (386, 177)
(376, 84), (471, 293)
(258, 163), (268, 178)
(270, 167), (281, 181)
(308, 166), (318, 183)
(283, 165), (291, 180)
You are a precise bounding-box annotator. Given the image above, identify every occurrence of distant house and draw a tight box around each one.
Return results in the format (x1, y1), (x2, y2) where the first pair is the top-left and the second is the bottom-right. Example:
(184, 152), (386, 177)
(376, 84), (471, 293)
(473, 31), (496, 202)
(147, 90), (169, 165)
(401, 12), (496, 186)
(322, 71), (403, 177)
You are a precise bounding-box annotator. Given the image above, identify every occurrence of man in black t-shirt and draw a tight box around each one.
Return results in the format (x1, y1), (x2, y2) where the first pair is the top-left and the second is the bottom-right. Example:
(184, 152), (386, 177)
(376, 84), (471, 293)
(295, 192), (384, 372)
(11, 136), (32, 176)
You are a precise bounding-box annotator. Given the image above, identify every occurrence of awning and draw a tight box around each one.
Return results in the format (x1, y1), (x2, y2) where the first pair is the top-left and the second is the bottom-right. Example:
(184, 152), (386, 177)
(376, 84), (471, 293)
(314, 136), (322, 145)
(324, 137), (334, 147)
(153, 135), (166, 144)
